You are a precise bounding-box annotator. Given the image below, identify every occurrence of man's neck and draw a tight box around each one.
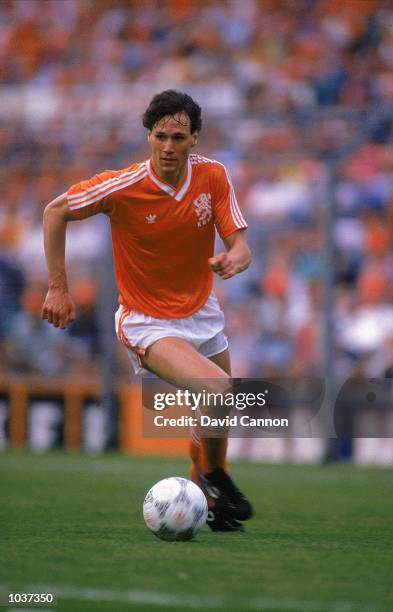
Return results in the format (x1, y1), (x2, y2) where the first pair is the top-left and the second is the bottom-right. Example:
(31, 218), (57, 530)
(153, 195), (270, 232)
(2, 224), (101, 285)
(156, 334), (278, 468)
(151, 158), (188, 189)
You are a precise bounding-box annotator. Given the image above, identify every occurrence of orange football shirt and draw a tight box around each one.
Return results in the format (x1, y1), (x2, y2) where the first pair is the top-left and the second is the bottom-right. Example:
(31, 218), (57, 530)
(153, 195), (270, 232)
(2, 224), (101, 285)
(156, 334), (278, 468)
(67, 154), (247, 318)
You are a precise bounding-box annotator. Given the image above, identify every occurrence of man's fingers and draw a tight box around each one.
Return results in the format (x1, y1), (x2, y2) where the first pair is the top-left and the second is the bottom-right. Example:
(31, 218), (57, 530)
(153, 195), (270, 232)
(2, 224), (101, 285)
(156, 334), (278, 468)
(217, 268), (235, 279)
(58, 307), (76, 329)
(42, 308), (70, 328)
(209, 253), (229, 273)
(63, 308), (76, 328)
(209, 253), (236, 278)
(46, 311), (54, 324)
(59, 312), (68, 328)
(209, 253), (227, 265)
(42, 294), (76, 329)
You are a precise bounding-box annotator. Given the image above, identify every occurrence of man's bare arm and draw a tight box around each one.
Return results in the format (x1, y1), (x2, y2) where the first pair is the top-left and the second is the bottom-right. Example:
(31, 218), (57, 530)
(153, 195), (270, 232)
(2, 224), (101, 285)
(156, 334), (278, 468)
(41, 193), (76, 329)
(208, 229), (251, 280)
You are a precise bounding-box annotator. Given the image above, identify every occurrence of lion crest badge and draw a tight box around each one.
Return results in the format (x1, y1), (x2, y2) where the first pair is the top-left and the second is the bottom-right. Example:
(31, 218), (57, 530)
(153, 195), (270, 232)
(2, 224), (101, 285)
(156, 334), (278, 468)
(193, 193), (212, 227)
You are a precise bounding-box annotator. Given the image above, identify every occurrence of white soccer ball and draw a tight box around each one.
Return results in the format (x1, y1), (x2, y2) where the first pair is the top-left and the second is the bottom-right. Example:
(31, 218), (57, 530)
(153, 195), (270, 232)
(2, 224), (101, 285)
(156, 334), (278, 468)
(143, 477), (208, 541)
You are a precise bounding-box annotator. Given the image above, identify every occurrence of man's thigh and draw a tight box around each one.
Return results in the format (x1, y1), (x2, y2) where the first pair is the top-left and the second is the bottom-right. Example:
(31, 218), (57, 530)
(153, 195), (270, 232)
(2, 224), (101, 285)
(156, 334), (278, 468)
(208, 349), (231, 376)
(141, 337), (230, 392)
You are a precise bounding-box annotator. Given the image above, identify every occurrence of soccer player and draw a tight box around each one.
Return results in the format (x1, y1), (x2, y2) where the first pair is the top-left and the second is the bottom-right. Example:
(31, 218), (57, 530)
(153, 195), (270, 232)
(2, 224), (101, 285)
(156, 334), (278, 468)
(41, 90), (253, 532)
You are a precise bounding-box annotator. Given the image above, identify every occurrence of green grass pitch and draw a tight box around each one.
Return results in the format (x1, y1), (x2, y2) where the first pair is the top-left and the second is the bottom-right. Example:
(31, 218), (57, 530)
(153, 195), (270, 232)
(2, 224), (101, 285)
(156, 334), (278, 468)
(1, 451), (392, 611)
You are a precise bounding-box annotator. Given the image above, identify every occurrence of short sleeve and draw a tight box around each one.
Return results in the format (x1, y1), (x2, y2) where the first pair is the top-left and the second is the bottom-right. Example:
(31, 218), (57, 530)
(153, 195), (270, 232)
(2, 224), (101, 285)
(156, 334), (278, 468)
(66, 169), (121, 220)
(212, 163), (248, 239)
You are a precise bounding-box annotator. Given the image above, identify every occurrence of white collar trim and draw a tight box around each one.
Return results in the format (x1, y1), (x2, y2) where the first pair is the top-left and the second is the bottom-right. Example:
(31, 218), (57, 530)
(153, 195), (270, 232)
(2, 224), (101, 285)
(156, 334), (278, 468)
(174, 159), (192, 201)
(146, 158), (192, 201)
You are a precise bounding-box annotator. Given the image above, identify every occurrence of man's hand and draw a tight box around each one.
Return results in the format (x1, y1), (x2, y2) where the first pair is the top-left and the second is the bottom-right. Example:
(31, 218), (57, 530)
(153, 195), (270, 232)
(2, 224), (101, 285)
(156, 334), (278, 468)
(41, 288), (76, 329)
(209, 230), (252, 280)
(208, 252), (241, 280)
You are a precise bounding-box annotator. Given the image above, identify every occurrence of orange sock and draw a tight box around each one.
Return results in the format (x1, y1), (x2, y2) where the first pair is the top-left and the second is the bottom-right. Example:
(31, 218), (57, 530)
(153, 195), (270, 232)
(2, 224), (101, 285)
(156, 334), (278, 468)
(189, 426), (228, 475)
(199, 436), (228, 474)
(189, 429), (228, 511)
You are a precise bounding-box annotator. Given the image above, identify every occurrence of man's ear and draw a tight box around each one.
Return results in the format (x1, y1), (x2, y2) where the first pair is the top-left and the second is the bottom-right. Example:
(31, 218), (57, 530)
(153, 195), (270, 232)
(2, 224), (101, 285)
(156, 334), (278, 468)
(147, 130), (152, 144)
(191, 131), (198, 147)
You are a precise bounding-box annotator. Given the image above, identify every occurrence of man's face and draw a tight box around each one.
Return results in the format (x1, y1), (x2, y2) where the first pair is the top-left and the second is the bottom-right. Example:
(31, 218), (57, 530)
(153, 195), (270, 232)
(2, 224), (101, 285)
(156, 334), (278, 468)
(147, 112), (198, 179)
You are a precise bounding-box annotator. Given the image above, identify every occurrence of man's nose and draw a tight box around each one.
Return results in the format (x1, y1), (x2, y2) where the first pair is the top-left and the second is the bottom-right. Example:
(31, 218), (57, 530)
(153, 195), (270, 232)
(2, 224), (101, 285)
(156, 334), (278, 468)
(163, 138), (174, 152)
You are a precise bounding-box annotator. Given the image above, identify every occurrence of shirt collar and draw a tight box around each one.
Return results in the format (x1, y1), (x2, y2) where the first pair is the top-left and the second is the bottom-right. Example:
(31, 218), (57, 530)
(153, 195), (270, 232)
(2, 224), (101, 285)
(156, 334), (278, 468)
(146, 158), (192, 202)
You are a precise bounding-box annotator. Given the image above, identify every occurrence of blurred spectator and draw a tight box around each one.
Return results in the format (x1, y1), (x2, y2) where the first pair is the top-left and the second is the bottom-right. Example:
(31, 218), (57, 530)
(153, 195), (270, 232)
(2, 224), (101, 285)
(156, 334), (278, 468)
(4, 282), (72, 375)
(0, 254), (24, 341)
(67, 278), (100, 357)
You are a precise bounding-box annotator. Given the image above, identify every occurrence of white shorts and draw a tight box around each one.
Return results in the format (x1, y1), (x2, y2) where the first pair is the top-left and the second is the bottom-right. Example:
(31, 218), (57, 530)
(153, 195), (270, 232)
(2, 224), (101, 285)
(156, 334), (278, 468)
(115, 293), (228, 376)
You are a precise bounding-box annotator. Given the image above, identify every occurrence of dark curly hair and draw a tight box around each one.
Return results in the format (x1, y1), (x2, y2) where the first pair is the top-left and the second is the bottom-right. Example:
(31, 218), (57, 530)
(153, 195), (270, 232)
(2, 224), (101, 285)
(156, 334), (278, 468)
(142, 90), (202, 134)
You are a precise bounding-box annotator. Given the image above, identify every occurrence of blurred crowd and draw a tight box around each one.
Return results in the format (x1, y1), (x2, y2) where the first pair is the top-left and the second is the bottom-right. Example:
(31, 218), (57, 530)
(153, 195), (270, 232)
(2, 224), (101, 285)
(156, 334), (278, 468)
(0, 0), (392, 383)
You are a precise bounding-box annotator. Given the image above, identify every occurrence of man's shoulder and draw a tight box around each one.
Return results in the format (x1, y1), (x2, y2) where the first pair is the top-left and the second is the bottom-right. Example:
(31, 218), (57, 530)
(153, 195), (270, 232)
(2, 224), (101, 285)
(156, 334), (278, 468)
(189, 154), (222, 168)
(75, 161), (147, 186)
(68, 161), (148, 207)
(108, 161), (148, 180)
(189, 154), (227, 180)
(96, 161), (148, 196)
